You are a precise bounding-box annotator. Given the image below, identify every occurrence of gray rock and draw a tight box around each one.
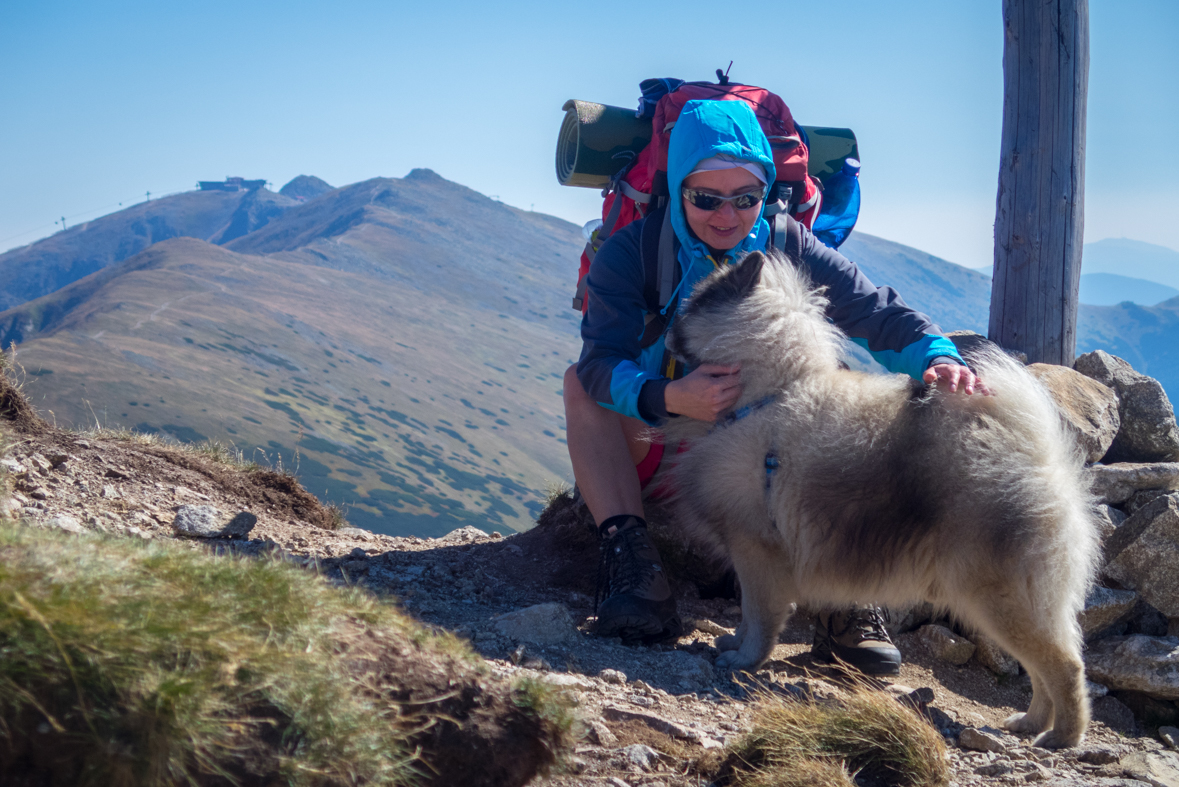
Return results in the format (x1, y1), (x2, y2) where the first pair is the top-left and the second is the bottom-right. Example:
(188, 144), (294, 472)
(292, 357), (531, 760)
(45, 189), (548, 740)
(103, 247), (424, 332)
(1028, 363), (1121, 463)
(620, 743), (660, 771)
(492, 602), (579, 646)
(958, 726), (1007, 753)
(1082, 587), (1140, 640)
(337, 526), (374, 541)
(974, 762), (1013, 777)
(45, 514), (84, 534)
(1096, 505), (1129, 540)
(973, 634), (1021, 676)
(886, 601), (935, 636)
(664, 650), (713, 688)
(172, 505), (225, 537)
(587, 720), (617, 746)
(1086, 635), (1179, 699)
(1104, 495), (1179, 616)
(1161, 725), (1179, 751)
(1079, 746), (1123, 765)
(916, 624), (976, 665)
(598, 668), (627, 685)
(1120, 751), (1179, 787)
(1075, 350), (1179, 463)
(1128, 489), (1171, 516)
(604, 706), (700, 740)
(1089, 464), (1179, 506)
(1089, 680), (1110, 698)
(1092, 694), (1139, 734)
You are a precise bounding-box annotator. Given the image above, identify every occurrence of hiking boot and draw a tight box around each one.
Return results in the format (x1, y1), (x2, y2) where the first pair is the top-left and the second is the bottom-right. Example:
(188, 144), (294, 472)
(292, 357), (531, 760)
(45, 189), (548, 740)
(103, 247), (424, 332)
(594, 515), (681, 644)
(812, 604), (901, 676)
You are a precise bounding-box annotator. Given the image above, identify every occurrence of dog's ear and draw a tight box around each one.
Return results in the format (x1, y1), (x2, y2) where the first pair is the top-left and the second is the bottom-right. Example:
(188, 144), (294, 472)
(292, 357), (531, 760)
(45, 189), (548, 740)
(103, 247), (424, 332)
(731, 251), (765, 297)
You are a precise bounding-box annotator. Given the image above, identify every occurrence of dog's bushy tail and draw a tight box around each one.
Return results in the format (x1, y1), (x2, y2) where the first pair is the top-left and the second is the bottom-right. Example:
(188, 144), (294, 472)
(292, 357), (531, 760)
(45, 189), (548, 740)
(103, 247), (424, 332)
(954, 345), (1101, 636)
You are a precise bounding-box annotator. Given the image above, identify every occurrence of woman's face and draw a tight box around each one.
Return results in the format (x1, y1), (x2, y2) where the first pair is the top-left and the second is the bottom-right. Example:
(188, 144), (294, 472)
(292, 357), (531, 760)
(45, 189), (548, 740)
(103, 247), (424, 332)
(681, 167), (765, 254)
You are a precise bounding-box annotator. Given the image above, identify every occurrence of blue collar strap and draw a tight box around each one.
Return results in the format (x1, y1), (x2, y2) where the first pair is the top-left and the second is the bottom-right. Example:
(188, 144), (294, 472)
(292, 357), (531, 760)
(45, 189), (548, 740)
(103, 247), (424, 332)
(716, 394), (779, 428)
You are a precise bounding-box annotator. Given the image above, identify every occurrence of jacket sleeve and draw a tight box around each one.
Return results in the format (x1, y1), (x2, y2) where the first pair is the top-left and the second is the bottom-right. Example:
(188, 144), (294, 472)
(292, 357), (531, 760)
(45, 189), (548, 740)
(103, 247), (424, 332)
(796, 223), (965, 379)
(575, 222), (669, 423)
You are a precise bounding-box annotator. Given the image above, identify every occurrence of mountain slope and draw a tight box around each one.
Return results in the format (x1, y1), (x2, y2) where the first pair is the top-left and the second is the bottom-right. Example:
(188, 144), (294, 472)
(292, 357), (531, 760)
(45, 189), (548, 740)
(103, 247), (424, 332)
(1078, 273), (1179, 306)
(1, 172), (586, 537)
(1083, 238), (1179, 290)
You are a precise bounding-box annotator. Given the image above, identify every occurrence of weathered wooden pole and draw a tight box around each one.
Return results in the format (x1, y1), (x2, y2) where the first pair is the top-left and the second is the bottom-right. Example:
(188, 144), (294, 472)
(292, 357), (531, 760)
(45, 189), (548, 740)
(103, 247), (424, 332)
(989, 0), (1089, 365)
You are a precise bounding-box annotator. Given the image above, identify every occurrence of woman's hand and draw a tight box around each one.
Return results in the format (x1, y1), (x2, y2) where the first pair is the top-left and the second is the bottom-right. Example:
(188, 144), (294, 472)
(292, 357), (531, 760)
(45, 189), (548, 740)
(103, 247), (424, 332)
(664, 364), (743, 421)
(922, 363), (992, 396)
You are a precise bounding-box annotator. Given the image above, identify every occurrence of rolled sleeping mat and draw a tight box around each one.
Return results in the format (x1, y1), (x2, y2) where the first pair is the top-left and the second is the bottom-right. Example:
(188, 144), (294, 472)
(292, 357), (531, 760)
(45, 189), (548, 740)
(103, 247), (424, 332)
(556, 100), (652, 189)
(555, 98), (859, 188)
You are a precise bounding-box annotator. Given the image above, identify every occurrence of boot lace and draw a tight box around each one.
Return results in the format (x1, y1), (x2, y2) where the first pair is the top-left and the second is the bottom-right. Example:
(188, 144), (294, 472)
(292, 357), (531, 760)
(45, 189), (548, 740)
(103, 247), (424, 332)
(832, 606), (892, 643)
(594, 527), (654, 613)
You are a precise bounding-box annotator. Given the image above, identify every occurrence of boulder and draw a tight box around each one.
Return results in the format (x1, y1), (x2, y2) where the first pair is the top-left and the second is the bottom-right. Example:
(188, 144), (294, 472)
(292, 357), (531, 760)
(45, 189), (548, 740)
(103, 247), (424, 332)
(1027, 363), (1120, 462)
(1104, 494), (1179, 616)
(957, 727), (1007, 753)
(45, 514), (84, 534)
(1081, 587), (1140, 640)
(1089, 464), (1179, 506)
(1096, 504), (1129, 541)
(492, 603), (579, 646)
(1074, 350), (1179, 463)
(915, 624), (975, 665)
(1086, 635), (1179, 700)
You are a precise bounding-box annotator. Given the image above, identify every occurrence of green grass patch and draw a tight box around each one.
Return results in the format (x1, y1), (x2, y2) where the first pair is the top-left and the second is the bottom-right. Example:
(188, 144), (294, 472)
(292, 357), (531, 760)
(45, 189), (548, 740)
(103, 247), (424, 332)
(0, 523), (568, 784)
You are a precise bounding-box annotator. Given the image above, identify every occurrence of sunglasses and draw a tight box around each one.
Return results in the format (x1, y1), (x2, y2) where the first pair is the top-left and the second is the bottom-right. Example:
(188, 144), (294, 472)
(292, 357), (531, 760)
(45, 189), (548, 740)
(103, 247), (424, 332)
(681, 186), (767, 212)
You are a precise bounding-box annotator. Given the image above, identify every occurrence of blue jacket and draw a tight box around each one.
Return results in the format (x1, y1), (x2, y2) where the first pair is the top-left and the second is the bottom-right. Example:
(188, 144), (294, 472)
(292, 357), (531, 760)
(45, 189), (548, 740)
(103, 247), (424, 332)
(577, 100), (964, 424)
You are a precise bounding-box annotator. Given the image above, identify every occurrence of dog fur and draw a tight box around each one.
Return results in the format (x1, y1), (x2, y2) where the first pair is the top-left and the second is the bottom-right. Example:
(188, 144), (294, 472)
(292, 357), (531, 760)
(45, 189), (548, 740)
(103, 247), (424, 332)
(661, 249), (1100, 748)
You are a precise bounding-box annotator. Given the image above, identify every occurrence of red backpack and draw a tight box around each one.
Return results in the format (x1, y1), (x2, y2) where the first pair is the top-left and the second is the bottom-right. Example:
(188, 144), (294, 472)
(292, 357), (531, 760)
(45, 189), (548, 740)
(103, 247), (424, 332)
(572, 77), (824, 312)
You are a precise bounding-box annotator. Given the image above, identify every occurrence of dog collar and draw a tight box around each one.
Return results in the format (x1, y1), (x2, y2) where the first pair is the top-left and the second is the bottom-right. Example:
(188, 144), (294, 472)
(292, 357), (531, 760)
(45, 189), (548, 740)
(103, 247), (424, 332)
(716, 394), (779, 428)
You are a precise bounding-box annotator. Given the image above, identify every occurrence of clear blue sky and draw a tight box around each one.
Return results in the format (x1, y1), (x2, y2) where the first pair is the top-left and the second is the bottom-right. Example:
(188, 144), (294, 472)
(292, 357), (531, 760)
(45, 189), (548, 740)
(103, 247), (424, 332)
(2, 0), (1176, 269)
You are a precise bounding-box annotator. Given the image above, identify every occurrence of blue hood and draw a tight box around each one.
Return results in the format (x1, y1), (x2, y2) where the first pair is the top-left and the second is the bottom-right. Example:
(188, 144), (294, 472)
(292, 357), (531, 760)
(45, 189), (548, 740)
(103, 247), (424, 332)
(666, 100), (777, 264)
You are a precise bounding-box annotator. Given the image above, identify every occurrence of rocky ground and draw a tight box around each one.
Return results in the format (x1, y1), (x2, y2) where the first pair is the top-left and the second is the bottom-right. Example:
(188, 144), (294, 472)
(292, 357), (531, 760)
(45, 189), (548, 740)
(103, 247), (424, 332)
(4, 405), (1179, 786)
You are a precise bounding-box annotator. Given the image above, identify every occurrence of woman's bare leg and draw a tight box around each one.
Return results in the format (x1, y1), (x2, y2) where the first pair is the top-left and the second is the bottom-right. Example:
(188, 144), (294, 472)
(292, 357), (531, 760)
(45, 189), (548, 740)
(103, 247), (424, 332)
(563, 364), (651, 525)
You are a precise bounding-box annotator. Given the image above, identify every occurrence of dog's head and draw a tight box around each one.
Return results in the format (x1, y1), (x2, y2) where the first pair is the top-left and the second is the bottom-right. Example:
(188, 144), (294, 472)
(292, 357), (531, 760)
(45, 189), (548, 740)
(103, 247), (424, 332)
(666, 248), (843, 386)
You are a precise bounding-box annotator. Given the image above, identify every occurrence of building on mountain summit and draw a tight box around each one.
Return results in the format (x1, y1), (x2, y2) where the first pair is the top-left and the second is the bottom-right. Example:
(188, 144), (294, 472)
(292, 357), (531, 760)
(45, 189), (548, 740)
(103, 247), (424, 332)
(197, 177), (267, 192)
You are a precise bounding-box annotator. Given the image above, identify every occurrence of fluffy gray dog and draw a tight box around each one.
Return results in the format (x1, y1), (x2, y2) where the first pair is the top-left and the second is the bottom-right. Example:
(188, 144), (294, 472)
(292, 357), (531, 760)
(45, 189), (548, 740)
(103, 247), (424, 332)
(662, 249), (1100, 748)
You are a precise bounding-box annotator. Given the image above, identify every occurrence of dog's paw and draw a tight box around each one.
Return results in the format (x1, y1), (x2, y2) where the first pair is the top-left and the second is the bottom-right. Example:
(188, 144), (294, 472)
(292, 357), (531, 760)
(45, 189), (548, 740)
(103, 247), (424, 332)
(1003, 712), (1048, 735)
(714, 633), (741, 652)
(714, 650), (763, 673)
(1031, 729), (1083, 750)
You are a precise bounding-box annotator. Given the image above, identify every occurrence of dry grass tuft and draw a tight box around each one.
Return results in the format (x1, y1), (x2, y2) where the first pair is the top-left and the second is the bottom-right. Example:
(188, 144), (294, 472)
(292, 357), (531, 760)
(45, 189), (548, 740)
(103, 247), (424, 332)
(723, 682), (949, 787)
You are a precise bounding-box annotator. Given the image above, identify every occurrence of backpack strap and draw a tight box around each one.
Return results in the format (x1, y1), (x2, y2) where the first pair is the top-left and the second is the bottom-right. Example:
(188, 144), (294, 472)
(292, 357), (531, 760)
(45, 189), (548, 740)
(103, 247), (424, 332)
(769, 212), (804, 260)
(638, 206), (680, 349)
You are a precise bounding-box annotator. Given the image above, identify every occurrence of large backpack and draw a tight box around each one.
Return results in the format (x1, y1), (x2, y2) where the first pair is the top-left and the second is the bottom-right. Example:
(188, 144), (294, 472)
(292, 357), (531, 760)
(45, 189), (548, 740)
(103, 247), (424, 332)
(571, 75), (826, 313)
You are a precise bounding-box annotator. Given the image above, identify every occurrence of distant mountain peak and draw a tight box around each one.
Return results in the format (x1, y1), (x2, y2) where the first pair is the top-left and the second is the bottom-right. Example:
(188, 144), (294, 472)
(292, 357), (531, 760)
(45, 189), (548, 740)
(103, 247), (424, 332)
(279, 175), (334, 201)
(404, 168), (445, 183)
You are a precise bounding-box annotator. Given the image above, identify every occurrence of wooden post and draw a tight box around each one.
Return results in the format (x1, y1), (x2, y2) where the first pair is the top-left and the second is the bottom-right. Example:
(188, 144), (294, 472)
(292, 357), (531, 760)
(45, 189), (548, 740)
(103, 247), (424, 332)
(989, 0), (1089, 365)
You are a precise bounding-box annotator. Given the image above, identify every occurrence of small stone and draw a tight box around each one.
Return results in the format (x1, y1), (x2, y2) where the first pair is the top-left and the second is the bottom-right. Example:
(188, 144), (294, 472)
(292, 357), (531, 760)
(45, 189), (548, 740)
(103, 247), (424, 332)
(73, 440), (91, 449)
(1088, 680), (1110, 698)
(975, 762), (1014, 777)
(28, 487), (50, 500)
(171, 505), (226, 537)
(27, 454), (52, 474)
(599, 668), (628, 685)
(620, 743), (660, 771)
(1078, 746), (1121, 765)
(338, 526), (374, 541)
(916, 624), (976, 665)
(1091, 694), (1138, 734)
(0, 458), (25, 475)
(101, 485), (119, 499)
(1161, 725), (1179, 750)
(959, 727), (1007, 753)
(45, 514), (84, 534)
(604, 706), (699, 740)
(104, 467), (131, 480)
(587, 720), (617, 746)
(492, 602), (579, 646)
